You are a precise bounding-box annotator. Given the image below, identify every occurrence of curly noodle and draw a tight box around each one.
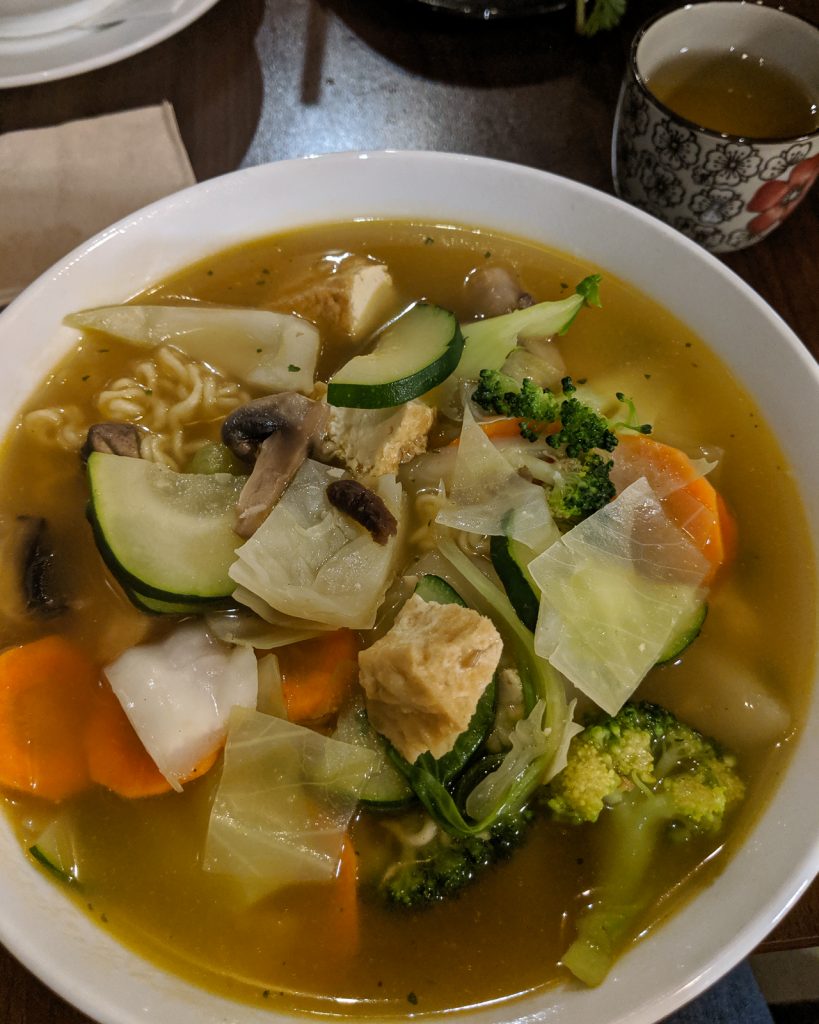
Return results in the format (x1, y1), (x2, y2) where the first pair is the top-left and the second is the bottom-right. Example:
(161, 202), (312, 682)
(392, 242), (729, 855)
(410, 485), (489, 557)
(24, 345), (248, 470)
(22, 405), (88, 452)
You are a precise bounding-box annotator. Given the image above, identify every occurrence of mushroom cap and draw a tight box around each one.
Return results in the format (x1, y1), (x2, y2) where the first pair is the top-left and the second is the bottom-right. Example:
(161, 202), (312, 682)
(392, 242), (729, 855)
(226, 393), (329, 538)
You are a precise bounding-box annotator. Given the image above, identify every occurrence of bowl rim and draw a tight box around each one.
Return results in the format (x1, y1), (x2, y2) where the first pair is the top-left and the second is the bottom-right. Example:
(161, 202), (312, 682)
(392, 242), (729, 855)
(0, 149), (817, 1024)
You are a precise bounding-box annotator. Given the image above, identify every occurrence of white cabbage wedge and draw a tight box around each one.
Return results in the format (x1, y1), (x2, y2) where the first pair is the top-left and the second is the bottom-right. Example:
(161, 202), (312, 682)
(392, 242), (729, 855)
(103, 621), (258, 791)
(529, 478), (710, 715)
(230, 459), (404, 629)
(203, 707), (378, 902)
(64, 304), (320, 394)
(435, 403), (558, 545)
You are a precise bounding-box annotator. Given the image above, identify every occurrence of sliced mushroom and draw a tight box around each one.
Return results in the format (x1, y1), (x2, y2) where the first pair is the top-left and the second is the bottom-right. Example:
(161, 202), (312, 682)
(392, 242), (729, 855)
(225, 393), (329, 538)
(221, 397), (294, 463)
(464, 265), (533, 319)
(326, 479), (398, 545)
(0, 515), (65, 620)
(81, 422), (143, 463)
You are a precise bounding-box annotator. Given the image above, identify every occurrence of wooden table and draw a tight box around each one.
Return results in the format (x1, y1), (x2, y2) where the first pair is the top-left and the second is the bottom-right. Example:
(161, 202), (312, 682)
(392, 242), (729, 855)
(1, 0), (817, 1019)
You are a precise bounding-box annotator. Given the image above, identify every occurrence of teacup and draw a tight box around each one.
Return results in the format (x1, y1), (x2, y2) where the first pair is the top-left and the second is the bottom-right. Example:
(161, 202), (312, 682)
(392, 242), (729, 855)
(612, 1), (819, 254)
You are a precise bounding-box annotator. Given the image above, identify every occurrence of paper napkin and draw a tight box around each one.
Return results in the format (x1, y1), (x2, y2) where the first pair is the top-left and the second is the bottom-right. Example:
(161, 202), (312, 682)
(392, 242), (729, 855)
(0, 102), (196, 307)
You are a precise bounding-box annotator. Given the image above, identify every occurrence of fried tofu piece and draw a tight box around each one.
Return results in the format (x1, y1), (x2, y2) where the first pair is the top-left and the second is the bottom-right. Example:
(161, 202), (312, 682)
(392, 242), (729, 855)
(321, 400), (435, 483)
(359, 594), (503, 763)
(276, 255), (397, 340)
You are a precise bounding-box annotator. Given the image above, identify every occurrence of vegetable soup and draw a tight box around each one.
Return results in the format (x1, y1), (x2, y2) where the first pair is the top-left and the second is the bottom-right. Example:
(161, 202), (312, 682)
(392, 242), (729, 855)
(0, 220), (813, 1015)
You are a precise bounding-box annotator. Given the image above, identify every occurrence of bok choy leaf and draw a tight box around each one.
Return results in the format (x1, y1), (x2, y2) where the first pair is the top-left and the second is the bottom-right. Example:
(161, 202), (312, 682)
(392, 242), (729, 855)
(389, 539), (574, 839)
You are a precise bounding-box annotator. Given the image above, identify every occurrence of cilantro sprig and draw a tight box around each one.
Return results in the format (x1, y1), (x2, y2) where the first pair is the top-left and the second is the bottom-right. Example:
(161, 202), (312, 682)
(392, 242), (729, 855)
(575, 0), (627, 36)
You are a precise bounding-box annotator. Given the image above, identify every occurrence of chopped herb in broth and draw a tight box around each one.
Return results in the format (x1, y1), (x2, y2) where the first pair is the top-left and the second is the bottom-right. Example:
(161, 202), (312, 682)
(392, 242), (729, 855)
(0, 221), (814, 1016)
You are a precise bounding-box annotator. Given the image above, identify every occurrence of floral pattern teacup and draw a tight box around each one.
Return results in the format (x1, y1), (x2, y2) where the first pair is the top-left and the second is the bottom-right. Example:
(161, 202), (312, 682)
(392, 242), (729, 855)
(612, 2), (819, 254)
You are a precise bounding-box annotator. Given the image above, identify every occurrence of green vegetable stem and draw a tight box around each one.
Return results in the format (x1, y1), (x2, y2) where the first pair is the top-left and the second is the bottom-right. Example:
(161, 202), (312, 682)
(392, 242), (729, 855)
(544, 701), (745, 984)
(576, 0), (627, 37)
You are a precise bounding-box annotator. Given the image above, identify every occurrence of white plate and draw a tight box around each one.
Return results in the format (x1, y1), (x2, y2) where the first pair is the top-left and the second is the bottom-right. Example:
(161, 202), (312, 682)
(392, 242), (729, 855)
(0, 0), (219, 87)
(0, 152), (817, 1024)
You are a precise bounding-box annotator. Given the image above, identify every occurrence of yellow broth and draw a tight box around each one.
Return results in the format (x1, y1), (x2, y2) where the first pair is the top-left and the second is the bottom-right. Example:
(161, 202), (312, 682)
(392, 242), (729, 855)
(0, 221), (815, 1015)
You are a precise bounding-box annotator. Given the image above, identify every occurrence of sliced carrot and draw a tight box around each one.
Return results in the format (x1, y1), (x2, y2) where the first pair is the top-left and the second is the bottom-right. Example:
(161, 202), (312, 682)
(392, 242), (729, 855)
(277, 629), (359, 724)
(179, 746), (221, 785)
(85, 677), (222, 799)
(611, 433), (735, 584)
(325, 837), (360, 956)
(449, 417), (559, 446)
(0, 636), (98, 802)
(84, 679), (172, 798)
(716, 492), (738, 567)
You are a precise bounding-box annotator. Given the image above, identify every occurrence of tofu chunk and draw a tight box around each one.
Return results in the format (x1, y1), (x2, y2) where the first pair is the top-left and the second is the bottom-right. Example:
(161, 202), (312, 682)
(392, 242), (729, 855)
(359, 594), (503, 763)
(321, 400), (435, 483)
(276, 255), (397, 341)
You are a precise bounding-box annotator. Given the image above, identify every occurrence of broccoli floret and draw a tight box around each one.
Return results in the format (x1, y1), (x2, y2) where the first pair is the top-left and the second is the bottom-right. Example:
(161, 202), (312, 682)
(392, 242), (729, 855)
(547, 452), (616, 525)
(471, 370), (561, 440)
(547, 393), (618, 457)
(547, 701), (744, 832)
(472, 371), (618, 455)
(472, 375), (652, 532)
(451, 275), (602, 396)
(543, 702), (745, 985)
(381, 810), (533, 909)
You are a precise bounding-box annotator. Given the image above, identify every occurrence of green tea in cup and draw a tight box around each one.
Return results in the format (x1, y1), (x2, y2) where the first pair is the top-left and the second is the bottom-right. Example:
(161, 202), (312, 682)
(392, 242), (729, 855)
(646, 49), (819, 140)
(612, 1), (819, 254)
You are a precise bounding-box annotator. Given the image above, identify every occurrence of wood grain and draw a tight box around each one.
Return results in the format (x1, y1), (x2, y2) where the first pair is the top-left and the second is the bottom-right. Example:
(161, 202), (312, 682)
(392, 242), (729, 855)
(0, 0), (816, 1019)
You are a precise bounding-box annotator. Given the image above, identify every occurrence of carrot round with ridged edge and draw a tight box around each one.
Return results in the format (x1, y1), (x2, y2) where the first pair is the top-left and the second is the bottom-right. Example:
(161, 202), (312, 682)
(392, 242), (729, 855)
(0, 636), (98, 802)
(323, 837), (361, 957)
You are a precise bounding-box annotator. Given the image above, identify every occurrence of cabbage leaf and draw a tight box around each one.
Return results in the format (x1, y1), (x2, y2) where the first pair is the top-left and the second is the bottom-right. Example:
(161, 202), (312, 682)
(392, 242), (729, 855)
(529, 478), (710, 714)
(104, 621), (258, 791)
(203, 707), (378, 901)
(230, 459), (404, 629)
(205, 608), (324, 649)
(435, 403), (557, 545)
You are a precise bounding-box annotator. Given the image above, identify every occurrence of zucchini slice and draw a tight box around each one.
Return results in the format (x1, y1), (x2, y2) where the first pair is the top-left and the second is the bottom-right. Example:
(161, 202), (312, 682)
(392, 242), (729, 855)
(334, 705), (414, 809)
(123, 586), (233, 617)
(29, 816), (81, 886)
(412, 572), (466, 608)
(489, 534), (541, 632)
(657, 603), (708, 664)
(426, 681), (497, 786)
(327, 303), (463, 409)
(87, 452), (246, 602)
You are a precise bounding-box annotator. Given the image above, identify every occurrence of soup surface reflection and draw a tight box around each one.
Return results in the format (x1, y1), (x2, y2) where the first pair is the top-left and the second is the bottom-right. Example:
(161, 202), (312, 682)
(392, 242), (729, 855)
(0, 221), (814, 1016)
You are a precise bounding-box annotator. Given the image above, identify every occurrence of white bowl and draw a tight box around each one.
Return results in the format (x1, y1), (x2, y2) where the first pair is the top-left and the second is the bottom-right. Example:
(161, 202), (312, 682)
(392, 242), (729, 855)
(0, 151), (817, 1024)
